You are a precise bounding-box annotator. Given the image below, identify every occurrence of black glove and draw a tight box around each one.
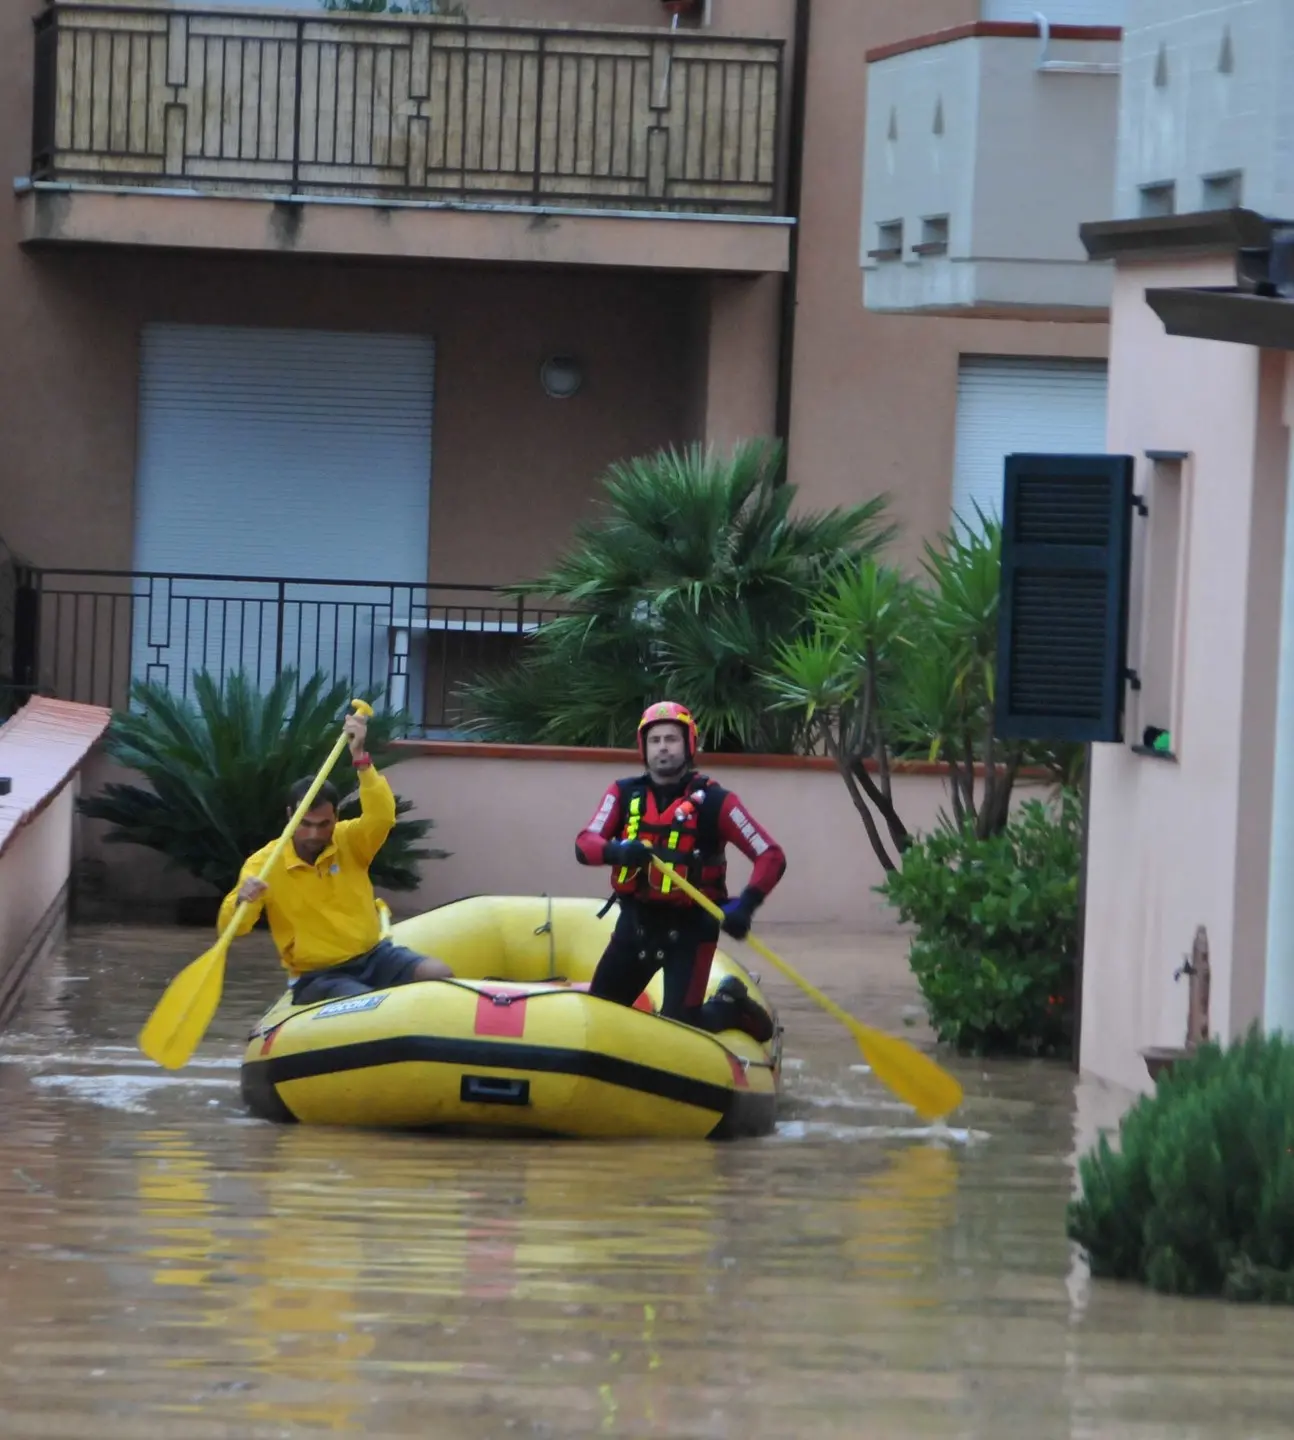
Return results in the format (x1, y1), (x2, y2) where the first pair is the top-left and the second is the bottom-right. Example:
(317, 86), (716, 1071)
(604, 838), (655, 869)
(720, 887), (763, 940)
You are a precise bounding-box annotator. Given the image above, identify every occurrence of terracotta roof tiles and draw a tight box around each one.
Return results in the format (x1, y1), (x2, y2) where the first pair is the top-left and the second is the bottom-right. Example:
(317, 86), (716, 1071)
(0, 697), (113, 861)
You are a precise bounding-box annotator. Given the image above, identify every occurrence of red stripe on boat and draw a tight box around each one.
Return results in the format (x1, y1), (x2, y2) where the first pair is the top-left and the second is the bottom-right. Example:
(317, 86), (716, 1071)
(474, 990), (528, 1038)
(726, 1053), (750, 1089)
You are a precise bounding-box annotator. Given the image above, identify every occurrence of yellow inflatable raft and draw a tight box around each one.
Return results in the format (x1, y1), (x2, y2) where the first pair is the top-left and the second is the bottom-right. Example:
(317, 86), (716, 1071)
(240, 895), (782, 1140)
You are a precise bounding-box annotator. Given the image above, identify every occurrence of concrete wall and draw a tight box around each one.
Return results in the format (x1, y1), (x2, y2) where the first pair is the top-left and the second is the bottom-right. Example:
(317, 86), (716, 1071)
(0, 785), (75, 1024)
(0, 0), (1112, 596)
(0, 0), (788, 584)
(862, 31), (1119, 314)
(1080, 254), (1286, 1095)
(0, 247), (709, 581)
(1114, 0), (1292, 220)
(74, 746), (1048, 931)
(0, 697), (112, 1023)
(984, 0), (1127, 19)
(785, 1), (1110, 567)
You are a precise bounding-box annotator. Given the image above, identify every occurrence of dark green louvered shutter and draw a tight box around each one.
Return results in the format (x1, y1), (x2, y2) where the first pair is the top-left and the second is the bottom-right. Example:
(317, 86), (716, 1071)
(995, 453), (1135, 742)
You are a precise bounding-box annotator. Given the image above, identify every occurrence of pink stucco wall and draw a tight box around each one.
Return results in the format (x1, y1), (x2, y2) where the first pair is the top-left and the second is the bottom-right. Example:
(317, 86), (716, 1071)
(74, 748), (1047, 932)
(1081, 257), (1288, 1094)
(0, 784), (74, 1023)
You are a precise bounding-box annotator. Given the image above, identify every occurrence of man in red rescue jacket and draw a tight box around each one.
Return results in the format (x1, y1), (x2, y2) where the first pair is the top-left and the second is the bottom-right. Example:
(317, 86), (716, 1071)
(574, 700), (786, 1042)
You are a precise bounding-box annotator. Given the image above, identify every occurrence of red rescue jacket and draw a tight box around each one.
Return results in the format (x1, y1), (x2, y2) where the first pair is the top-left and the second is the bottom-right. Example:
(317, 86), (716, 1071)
(609, 774), (727, 906)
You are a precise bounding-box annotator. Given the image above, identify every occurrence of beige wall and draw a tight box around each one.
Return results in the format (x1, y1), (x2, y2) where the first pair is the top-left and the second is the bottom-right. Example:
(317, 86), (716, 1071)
(786, 1), (1110, 565)
(0, 784), (75, 1022)
(75, 747), (1045, 931)
(0, 0), (1110, 591)
(0, 0), (787, 584)
(1080, 256), (1286, 1095)
(0, 246), (710, 580)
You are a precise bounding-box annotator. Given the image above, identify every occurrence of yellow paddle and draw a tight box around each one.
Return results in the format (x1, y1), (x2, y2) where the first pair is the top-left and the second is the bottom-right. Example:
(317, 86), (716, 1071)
(137, 698), (374, 1071)
(647, 850), (965, 1123)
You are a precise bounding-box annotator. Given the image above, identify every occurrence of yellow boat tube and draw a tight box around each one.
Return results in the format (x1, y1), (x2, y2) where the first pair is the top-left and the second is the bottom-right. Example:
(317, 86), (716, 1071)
(240, 895), (782, 1140)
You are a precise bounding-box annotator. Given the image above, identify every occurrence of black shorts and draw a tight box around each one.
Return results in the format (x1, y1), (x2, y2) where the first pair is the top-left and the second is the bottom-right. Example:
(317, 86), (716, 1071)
(291, 939), (426, 1006)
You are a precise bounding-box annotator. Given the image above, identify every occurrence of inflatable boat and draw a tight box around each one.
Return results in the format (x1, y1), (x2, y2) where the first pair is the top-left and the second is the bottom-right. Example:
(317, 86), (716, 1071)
(240, 895), (782, 1140)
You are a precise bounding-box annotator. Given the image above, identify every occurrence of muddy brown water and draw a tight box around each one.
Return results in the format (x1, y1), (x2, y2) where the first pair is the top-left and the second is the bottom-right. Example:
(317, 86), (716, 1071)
(1, 924), (1292, 1440)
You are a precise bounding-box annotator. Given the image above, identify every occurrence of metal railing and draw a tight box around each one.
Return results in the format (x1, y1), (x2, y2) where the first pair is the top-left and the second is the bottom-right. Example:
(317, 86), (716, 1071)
(13, 568), (568, 736)
(31, 4), (785, 215)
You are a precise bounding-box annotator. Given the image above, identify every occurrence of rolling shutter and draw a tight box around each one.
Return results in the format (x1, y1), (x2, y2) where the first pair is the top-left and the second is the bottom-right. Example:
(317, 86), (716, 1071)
(995, 453), (1135, 743)
(952, 357), (1109, 530)
(132, 323), (434, 700)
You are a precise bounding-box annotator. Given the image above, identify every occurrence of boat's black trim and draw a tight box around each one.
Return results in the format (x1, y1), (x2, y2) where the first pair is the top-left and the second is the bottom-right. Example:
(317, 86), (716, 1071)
(247, 1034), (736, 1116)
(709, 1088), (778, 1140)
(241, 1059), (298, 1123)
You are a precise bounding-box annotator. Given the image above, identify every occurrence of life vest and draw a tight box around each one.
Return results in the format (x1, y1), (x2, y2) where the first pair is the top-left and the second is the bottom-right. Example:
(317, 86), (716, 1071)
(610, 773), (728, 906)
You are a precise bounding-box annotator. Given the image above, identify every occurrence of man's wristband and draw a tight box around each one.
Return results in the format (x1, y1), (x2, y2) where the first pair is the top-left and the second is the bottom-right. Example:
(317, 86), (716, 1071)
(352, 752), (373, 770)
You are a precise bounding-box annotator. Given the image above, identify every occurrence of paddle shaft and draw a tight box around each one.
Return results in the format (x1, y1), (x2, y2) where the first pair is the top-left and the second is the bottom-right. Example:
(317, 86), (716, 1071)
(219, 718), (362, 942)
(646, 847), (965, 1122)
(646, 851), (845, 1016)
(137, 699), (375, 1070)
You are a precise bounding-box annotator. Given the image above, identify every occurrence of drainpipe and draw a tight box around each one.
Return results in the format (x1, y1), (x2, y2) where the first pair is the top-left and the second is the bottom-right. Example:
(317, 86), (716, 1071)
(1264, 401), (1294, 1035)
(774, 0), (811, 455)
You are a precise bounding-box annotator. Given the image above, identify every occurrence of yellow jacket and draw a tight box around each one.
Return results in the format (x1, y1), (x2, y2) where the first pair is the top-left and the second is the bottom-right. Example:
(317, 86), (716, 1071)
(217, 765), (398, 976)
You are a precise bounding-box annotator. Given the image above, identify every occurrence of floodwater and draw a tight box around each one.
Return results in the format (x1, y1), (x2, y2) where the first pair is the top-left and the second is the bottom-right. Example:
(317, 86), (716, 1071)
(1, 928), (1292, 1440)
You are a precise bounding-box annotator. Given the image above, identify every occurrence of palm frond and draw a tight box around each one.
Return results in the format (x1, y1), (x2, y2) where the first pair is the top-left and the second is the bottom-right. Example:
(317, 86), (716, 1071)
(79, 668), (448, 894)
(461, 440), (895, 752)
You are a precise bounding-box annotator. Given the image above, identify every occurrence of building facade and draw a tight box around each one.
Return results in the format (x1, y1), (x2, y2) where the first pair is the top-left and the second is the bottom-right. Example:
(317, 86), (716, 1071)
(1074, 0), (1294, 1092)
(0, 0), (1109, 732)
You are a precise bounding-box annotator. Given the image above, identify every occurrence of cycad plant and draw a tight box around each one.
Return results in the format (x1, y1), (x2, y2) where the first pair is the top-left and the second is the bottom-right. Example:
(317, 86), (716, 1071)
(899, 516), (1020, 837)
(766, 557), (916, 868)
(79, 669), (447, 895)
(769, 512), (1083, 870)
(461, 439), (896, 752)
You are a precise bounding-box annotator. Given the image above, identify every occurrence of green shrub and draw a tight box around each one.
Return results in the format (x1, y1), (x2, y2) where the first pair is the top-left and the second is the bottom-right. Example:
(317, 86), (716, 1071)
(1068, 1027), (1294, 1304)
(878, 791), (1081, 1057)
(79, 669), (447, 895)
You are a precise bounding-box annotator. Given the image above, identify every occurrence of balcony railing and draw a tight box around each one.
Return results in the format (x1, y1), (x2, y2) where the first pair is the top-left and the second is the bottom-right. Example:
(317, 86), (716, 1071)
(11, 568), (570, 736)
(30, 3), (784, 215)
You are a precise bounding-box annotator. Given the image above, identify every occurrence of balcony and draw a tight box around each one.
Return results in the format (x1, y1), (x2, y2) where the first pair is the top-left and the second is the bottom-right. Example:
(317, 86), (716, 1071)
(20, 2), (790, 274)
(860, 21), (1121, 317)
(10, 567), (572, 737)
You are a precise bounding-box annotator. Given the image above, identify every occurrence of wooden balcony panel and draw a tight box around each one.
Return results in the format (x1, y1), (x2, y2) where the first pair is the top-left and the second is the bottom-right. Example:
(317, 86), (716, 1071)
(32, 3), (785, 217)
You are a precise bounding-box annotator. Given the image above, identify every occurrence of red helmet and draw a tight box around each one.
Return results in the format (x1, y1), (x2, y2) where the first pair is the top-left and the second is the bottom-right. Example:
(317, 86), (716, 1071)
(637, 700), (698, 760)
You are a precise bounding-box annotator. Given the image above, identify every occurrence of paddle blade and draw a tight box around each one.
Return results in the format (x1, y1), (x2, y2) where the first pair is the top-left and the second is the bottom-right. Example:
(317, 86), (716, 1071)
(138, 941), (230, 1071)
(849, 1020), (964, 1123)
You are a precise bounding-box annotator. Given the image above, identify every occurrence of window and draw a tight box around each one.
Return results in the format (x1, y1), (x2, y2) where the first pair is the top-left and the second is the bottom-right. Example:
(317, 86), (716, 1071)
(1130, 453), (1190, 758)
(1202, 171), (1243, 210)
(915, 216), (949, 256)
(1139, 182), (1176, 218)
(952, 356), (1110, 532)
(995, 454), (1136, 745)
(869, 221), (903, 262)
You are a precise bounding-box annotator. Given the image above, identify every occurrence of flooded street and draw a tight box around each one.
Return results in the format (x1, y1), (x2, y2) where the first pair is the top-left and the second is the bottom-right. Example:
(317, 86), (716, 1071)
(1, 925), (1292, 1440)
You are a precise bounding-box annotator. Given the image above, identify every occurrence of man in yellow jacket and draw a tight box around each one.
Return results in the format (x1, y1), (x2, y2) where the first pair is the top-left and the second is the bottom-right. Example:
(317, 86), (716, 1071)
(218, 710), (450, 1006)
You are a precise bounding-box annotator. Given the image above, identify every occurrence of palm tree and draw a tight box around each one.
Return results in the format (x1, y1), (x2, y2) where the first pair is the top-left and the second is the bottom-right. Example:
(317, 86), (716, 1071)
(461, 439), (896, 753)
